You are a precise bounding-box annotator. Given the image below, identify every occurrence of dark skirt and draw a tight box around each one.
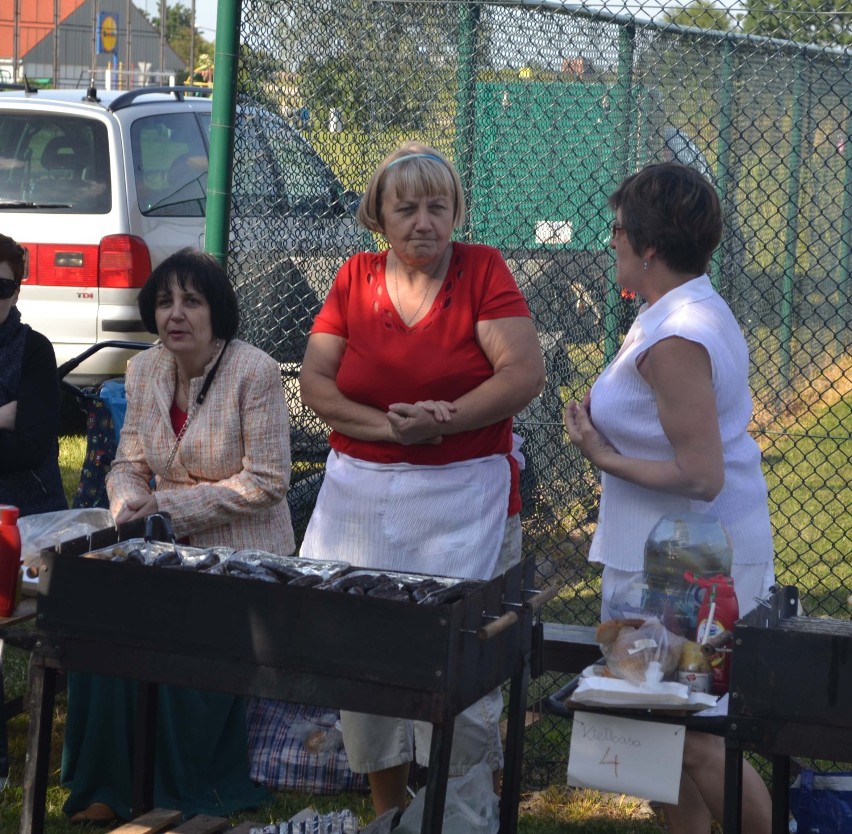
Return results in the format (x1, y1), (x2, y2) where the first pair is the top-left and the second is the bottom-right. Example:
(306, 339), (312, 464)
(61, 672), (268, 820)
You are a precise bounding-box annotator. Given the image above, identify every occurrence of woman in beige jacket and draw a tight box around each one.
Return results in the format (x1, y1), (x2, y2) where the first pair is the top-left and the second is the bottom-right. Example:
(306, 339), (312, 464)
(62, 248), (293, 824)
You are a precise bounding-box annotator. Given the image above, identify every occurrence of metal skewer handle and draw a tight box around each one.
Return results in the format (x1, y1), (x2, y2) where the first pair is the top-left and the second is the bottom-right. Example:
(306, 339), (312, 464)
(476, 584), (561, 640)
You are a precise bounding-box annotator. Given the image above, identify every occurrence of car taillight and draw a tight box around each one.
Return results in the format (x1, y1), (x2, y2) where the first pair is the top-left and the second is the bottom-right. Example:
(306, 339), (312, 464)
(23, 243), (100, 286)
(98, 235), (152, 288)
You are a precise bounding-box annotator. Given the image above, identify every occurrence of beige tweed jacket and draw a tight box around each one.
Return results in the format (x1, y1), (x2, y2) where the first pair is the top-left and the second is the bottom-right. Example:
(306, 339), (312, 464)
(107, 339), (295, 555)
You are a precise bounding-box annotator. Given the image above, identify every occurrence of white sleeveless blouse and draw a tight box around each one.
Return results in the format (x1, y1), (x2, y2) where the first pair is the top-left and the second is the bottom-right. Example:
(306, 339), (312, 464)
(587, 275), (773, 571)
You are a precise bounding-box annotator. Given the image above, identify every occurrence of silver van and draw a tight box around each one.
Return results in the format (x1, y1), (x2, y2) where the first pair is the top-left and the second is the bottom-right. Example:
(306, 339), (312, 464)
(0, 85), (366, 383)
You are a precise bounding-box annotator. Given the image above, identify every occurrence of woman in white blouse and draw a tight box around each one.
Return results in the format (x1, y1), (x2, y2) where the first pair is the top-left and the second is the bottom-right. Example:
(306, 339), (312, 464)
(564, 163), (774, 834)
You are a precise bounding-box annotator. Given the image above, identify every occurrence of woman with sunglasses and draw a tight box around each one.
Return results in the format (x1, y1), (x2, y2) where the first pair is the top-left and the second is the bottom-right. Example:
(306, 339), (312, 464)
(0, 232), (67, 516)
(564, 163), (773, 833)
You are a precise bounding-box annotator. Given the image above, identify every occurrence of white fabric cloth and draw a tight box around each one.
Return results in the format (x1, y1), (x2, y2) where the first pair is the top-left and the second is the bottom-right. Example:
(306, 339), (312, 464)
(300, 450), (511, 580)
(588, 275), (773, 572)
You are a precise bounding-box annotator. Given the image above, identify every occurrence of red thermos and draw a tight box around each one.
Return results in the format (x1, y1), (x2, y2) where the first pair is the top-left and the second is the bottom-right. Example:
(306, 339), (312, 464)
(693, 574), (739, 694)
(0, 505), (22, 617)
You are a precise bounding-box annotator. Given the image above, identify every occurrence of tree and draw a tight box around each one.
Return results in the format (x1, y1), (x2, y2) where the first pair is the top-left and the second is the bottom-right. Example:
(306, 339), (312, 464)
(741, 0), (851, 45)
(663, 0), (733, 31)
(147, 2), (215, 70)
(268, 0), (465, 131)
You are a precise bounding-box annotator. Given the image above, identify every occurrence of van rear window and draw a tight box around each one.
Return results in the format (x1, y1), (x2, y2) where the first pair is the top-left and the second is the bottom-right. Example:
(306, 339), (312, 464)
(131, 112), (208, 217)
(0, 115), (111, 213)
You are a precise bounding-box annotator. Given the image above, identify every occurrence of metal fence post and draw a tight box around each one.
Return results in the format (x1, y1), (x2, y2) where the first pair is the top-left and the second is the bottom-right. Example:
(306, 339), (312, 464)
(205, 0), (242, 265)
(454, 1), (481, 242)
(780, 50), (808, 388)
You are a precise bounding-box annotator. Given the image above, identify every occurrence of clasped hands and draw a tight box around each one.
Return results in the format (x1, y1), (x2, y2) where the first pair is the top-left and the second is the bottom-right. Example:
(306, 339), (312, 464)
(114, 493), (159, 526)
(386, 399), (456, 445)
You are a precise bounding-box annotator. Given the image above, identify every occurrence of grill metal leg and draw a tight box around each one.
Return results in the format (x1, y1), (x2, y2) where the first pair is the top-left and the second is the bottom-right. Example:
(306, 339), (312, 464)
(771, 755), (790, 834)
(421, 718), (455, 834)
(501, 661), (531, 834)
(131, 680), (158, 817)
(722, 737), (744, 834)
(20, 657), (56, 834)
(0, 638), (8, 786)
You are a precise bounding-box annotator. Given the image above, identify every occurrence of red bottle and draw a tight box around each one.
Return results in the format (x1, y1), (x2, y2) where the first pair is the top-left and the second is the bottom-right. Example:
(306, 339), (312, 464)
(694, 575), (739, 694)
(0, 505), (22, 617)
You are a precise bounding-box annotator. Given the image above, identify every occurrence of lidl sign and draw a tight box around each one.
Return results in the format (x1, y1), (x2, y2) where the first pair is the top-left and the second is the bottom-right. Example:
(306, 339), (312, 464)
(98, 13), (118, 54)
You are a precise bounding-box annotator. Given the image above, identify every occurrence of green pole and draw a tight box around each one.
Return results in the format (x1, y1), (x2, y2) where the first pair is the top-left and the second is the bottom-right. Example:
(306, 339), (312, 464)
(205, 0), (242, 265)
(603, 23), (636, 365)
(710, 37), (735, 291)
(454, 1), (480, 241)
(836, 72), (852, 349)
(779, 52), (808, 387)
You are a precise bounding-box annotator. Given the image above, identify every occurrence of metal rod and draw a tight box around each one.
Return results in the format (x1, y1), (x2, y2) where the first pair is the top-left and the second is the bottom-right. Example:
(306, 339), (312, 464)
(477, 611), (518, 640)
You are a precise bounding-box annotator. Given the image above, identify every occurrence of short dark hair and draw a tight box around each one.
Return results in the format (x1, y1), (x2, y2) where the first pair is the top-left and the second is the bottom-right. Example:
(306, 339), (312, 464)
(0, 233), (28, 285)
(137, 248), (239, 339)
(608, 162), (722, 275)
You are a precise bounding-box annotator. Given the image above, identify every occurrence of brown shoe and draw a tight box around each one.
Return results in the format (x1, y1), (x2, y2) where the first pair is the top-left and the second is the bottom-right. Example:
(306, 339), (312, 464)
(70, 802), (117, 825)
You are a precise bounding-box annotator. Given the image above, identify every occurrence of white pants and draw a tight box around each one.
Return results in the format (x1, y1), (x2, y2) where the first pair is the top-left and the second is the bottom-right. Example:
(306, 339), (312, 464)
(340, 514), (522, 775)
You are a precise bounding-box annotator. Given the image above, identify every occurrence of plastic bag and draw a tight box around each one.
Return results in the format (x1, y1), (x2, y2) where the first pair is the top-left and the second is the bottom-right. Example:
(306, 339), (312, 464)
(18, 507), (115, 571)
(291, 712), (345, 765)
(599, 616), (685, 684)
(98, 378), (128, 443)
(395, 762), (499, 834)
(790, 769), (852, 833)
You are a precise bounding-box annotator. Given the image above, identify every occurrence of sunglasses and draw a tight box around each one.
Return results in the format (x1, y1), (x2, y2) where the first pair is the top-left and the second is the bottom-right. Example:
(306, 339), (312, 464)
(0, 279), (19, 300)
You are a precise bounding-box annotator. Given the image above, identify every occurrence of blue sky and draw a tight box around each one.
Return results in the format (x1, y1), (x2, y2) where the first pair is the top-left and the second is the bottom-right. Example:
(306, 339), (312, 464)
(192, 0), (217, 38)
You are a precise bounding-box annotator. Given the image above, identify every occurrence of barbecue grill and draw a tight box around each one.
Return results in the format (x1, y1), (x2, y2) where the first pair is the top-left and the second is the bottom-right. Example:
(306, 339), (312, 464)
(5, 515), (551, 834)
(723, 585), (852, 834)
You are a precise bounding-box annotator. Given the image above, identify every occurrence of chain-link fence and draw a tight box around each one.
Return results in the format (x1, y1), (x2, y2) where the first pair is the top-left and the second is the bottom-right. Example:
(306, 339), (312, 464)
(227, 0), (851, 788)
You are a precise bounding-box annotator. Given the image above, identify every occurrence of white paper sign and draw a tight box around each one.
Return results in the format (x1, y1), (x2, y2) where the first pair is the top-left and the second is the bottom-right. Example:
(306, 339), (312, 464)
(567, 711), (685, 804)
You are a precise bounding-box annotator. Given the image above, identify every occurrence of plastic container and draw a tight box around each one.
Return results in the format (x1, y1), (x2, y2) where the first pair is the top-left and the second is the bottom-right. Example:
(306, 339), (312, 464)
(677, 640), (712, 693)
(694, 574), (739, 694)
(641, 511), (733, 636)
(0, 505), (22, 617)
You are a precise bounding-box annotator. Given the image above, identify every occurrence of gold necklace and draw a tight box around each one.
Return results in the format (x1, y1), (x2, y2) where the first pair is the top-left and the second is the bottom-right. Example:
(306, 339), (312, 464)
(393, 258), (437, 327)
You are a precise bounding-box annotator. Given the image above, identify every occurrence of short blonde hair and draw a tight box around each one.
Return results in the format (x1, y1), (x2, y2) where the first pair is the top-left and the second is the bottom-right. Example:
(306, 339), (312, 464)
(356, 142), (466, 234)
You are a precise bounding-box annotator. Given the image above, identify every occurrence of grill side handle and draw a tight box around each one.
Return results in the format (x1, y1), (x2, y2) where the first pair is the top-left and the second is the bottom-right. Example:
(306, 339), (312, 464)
(476, 585), (560, 640)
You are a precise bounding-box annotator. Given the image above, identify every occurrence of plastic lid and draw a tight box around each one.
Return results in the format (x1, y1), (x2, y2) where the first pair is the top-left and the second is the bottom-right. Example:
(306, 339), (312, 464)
(0, 505), (20, 525)
(644, 511), (733, 577)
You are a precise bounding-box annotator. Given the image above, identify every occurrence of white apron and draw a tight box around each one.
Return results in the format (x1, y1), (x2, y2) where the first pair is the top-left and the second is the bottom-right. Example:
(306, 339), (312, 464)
(300, 451), (510, 581)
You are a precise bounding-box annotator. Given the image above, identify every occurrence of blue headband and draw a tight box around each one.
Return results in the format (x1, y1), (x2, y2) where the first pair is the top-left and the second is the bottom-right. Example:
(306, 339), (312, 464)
(384, 152), (446, 171)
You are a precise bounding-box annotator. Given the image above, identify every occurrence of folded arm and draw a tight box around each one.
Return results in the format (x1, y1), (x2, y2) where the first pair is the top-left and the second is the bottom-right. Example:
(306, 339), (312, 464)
(564, 336), (724, 501)
(389, 316), (545, 437)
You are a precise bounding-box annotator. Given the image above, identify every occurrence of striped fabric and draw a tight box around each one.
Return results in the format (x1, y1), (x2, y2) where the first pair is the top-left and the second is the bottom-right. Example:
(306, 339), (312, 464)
(246, 700), (368, 795)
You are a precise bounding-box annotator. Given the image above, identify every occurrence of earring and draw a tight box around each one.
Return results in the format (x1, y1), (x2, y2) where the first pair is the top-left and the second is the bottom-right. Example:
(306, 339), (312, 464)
(643, 260), (649, 271)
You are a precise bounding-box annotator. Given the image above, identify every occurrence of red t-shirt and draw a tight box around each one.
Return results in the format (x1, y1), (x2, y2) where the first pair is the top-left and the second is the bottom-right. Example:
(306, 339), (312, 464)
(311, 242), (531, 514)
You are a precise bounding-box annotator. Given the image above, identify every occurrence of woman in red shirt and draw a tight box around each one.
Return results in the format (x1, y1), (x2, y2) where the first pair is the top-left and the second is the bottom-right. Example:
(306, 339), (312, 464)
(299, 142), (545, 817)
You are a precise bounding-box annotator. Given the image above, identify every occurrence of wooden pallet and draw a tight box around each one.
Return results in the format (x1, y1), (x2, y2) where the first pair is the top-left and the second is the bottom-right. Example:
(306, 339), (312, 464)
(109, 809), (262, 834)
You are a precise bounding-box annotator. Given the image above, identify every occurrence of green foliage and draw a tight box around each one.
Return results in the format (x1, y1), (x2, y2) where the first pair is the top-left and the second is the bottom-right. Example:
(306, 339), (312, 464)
(741, 0), (852, 46)
(146, 2), (215, 70)
(291, 1), (459, 131)
(662, 1), (734, 31)
(236, 44), (287, 113)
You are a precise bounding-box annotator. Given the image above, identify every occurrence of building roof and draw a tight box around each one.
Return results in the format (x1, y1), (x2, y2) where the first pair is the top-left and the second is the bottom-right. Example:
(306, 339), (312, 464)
(1, 0), (185, 74)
